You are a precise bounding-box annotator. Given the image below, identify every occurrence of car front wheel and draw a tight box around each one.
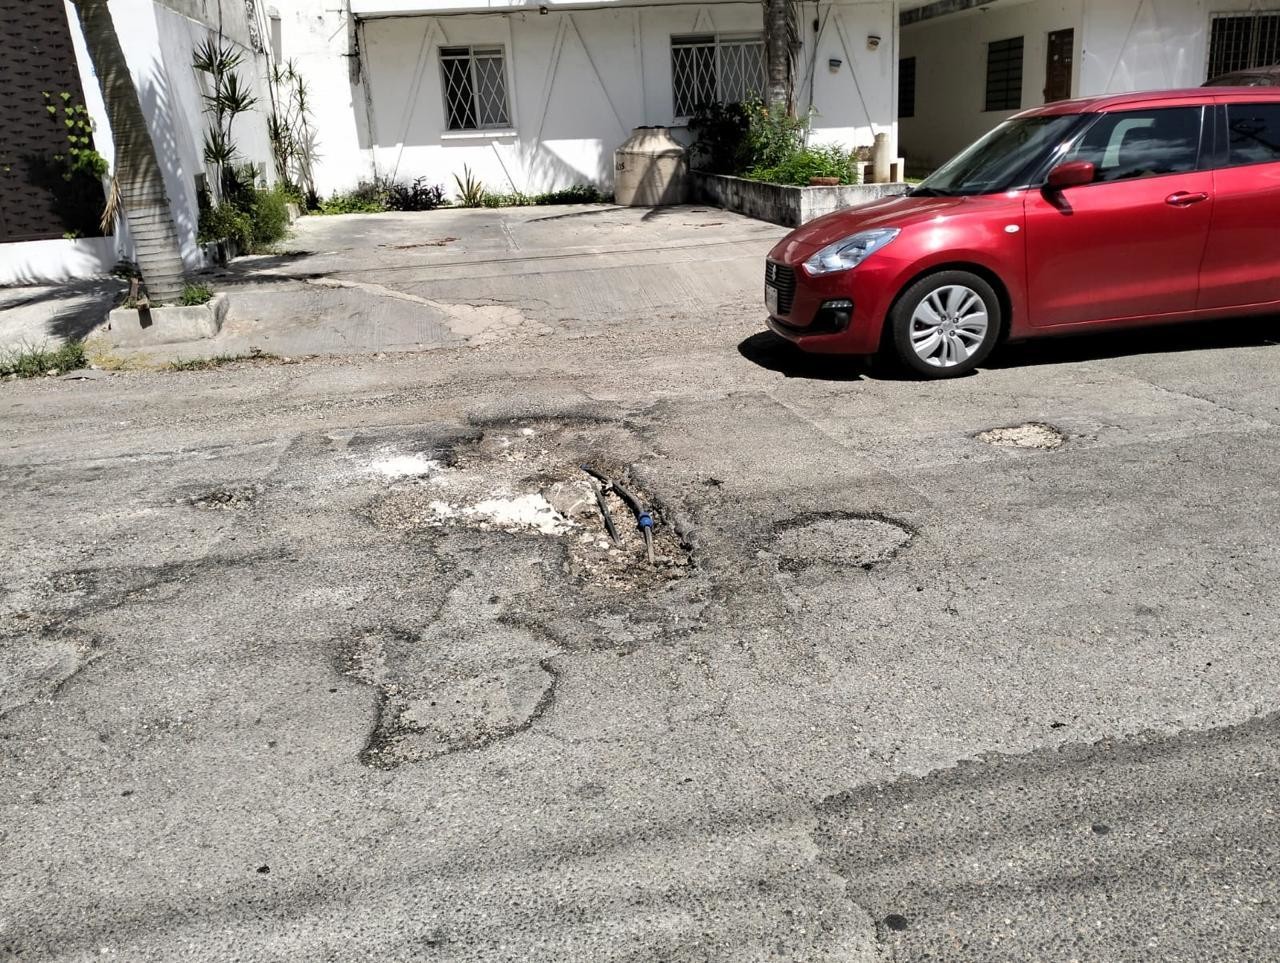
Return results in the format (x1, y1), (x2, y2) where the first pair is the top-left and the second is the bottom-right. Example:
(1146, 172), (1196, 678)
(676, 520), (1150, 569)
(888, 270), (1001, 378)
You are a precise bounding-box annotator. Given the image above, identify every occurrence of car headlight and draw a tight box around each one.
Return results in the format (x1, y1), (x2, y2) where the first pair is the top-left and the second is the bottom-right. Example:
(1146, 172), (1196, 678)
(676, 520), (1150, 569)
(803, 228), (901, 275)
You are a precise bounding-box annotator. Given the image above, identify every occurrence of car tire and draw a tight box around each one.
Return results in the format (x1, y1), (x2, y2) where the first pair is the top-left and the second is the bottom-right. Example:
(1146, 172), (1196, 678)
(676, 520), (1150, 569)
(888, 270), (1002, 379)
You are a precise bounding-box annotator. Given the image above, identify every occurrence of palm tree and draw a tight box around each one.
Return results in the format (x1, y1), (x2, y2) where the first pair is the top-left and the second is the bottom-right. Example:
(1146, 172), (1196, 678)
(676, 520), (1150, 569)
(70, 0), (186, 303)
(763, 0), (798, 111)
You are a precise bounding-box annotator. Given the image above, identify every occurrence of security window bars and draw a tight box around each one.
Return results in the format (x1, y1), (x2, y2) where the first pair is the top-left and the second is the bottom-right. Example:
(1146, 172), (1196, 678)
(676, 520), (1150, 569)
(1208, 13), (1280, 78)
(899, 57), (917, 119)
(671, 35), (765, 118)
(440, 45), (510, 131)
(985, 36), (1024, 112)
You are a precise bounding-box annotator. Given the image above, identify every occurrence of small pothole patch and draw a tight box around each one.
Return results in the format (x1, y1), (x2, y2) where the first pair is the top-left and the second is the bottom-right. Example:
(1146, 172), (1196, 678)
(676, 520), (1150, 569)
(977, 422), (1064, 450)
(774, 513), (914, 572)
(189, 486), (260, 510)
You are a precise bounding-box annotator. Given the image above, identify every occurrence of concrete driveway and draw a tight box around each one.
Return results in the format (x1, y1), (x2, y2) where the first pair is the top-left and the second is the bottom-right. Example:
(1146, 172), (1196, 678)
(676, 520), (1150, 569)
(3, 209), (1280, 961)
(191, 204), (782, 359)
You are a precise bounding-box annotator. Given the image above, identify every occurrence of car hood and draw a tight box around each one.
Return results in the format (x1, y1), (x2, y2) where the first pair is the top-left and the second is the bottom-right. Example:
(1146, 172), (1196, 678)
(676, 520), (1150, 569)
(770, 194), (979, 263)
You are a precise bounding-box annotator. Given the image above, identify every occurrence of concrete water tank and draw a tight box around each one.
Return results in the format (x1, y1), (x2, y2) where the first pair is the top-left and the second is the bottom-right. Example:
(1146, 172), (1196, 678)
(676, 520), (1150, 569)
(614, 127), (688, 206)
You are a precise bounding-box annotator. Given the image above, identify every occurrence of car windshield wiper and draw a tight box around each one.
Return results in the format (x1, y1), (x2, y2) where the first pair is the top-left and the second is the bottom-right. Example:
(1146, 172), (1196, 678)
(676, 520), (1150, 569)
(909, 186), (956, 197)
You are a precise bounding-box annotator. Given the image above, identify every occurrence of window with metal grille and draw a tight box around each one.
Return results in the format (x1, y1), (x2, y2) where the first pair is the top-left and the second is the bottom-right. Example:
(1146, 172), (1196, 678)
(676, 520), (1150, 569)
(440, 45), (511, 131)
(985, 36), (1024, 112)
(671, 35), (765, 118)
(899, 57), (917, 119)
(1208, 13), (1280, 79)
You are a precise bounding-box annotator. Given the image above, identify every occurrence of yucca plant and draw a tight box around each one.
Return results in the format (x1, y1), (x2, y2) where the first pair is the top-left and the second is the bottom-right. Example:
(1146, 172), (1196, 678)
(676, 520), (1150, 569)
(453, 165), (486, 208)
(193, 35), (258, 199)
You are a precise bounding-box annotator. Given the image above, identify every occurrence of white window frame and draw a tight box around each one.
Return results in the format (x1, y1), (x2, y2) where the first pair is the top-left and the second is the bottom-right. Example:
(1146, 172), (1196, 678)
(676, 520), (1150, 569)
(670, 33), (766, 122)
(439, 44), (512, 133)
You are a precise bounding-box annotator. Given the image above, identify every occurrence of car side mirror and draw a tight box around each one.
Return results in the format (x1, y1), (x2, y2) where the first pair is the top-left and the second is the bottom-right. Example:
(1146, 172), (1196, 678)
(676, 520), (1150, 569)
(1046, 160), (1097, 190)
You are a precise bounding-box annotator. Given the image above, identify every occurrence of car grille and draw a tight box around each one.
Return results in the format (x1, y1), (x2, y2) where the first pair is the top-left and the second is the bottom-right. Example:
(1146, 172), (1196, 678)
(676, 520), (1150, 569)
(766, 261), (796, 315)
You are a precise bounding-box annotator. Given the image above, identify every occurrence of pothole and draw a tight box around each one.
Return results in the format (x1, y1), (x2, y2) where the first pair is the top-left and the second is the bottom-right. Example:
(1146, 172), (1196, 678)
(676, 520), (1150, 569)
(977, 422), (1065, 450)
(188, 486), (261, 510)
(774, 513), (914, 572)
(364, 419), (693, 587)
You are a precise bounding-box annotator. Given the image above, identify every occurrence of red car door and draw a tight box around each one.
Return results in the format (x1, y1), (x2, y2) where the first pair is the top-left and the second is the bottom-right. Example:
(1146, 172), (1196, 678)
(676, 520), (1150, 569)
(1198, 99), (1280, 310)
(1023, 105), (1214, 326)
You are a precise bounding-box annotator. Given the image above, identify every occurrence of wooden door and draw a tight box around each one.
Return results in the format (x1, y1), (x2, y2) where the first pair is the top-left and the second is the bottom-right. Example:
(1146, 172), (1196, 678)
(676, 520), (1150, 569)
(1045, 28), (1074, 103)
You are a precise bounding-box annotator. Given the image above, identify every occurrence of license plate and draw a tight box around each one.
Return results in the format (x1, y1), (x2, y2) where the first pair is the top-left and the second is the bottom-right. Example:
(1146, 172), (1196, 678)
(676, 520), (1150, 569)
(765, 284), (779, 316)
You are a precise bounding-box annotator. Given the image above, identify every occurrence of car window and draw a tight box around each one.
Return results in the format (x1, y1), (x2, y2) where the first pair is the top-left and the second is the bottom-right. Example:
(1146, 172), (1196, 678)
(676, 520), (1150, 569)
(1226, 103), (1280, 165)
(1064, 107), (1203, 182)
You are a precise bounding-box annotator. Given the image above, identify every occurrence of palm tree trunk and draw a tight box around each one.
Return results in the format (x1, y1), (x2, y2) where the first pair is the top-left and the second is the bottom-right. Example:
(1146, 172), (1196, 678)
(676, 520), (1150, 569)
(71, 0), (186, 303)
(764, 0), (793, 111)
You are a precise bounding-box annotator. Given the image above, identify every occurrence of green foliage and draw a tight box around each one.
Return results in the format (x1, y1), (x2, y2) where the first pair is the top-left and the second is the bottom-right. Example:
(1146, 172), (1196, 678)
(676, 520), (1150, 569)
(193, 37), (257, 195)
(533, 184), (605, 205)
(35, 91), (109, 237)
(1, 340), (88, 379)
(482, 190), (530, 208)
(168, 347), (277, 371)
(198, 201), (253, 249)
(251, 187), (290, 247)
(269, 60), (318, 204)
(384, 177), (447, 211)
(743, 98), (808, 170)
(748, 144), (864, 187)
(687, 101), (751, 173)
(320, 181), (387, 214)
(198, 184), (292, 252)
(178, 283), (214, 306)
(453, 165), (486, 208)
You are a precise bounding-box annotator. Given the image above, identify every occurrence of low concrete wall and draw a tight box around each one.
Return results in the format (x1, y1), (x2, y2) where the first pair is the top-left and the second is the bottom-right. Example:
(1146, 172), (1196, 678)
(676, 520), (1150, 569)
(0, 236), (119, 285)
(690, 172), (909, 227)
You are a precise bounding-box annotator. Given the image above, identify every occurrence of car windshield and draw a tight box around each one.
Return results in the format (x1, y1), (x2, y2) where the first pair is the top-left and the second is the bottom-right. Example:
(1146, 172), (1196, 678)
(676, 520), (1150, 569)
(911, 114), (1083, 197)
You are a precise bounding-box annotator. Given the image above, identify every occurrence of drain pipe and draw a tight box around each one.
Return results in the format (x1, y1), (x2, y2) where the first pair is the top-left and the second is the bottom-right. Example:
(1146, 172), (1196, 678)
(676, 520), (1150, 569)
(581, 466), (655, 564)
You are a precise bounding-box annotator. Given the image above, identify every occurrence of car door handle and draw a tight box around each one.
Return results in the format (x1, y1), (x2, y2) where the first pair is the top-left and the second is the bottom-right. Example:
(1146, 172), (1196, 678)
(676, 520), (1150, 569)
(1166, 191), (1210, 207)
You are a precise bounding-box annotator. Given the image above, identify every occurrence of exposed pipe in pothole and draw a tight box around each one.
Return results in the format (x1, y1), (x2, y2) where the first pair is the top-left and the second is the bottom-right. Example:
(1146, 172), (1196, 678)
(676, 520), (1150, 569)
(582, 465), (656, 565)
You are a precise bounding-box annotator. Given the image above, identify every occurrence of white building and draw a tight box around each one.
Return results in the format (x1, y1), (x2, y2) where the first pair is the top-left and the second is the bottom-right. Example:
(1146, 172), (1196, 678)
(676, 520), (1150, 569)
(270, 0), (905, 198)
(0, 0), (276, 286)
(900, 0), (1280, 171)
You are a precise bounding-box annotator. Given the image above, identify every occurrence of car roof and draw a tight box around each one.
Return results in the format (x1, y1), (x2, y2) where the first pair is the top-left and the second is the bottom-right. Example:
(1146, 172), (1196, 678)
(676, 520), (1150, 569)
(1017, 86), (1280, 118)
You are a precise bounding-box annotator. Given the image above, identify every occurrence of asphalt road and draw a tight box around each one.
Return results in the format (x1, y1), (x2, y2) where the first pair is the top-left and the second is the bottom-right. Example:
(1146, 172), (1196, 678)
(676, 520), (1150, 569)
(4, 218), (1280, 960)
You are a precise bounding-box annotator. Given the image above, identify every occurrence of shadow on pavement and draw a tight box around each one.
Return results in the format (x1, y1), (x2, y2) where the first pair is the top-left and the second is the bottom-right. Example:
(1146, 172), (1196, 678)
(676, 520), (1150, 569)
(989, 315), (1280, 370)
(737, 331), (868, 381)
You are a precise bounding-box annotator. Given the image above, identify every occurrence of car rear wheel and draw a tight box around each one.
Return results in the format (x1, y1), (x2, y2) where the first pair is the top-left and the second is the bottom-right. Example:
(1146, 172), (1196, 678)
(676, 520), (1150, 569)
(888, 271), (1001, 378)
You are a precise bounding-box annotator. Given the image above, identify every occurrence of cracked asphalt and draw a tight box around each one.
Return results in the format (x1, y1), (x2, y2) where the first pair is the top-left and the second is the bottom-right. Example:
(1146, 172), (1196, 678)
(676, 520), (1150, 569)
(4, 207), (1280, 961)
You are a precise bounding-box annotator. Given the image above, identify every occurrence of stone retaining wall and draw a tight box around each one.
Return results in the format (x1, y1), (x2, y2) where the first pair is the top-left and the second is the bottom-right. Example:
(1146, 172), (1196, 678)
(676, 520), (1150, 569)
(690, 172), (909, 227)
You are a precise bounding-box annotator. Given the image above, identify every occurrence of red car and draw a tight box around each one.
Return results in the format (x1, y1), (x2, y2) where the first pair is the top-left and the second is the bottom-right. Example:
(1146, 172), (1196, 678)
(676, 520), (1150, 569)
(765, 88), (1280, 377)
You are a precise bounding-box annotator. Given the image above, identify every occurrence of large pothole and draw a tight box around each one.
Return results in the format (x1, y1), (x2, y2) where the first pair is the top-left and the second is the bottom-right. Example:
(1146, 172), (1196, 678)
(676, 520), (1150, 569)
(364, 418), (693, 587)
(774, 513), (914, 573)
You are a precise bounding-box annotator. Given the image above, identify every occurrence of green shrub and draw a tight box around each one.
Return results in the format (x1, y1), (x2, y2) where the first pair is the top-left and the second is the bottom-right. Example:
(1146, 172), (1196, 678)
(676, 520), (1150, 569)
(533, 184), (604, 205)
(198, 202), (253, 249)
(320, 181), (386, 214)
(747, 145), (863, 187)
(198, 183), (293, 252)
(744, 99), (808, 171)
(453, 166), (486, 208)
(250, 186), (290, 248)
(482, 190), (530, 208)
(179, 283), (214, 306)
(384, 177), (446, 211)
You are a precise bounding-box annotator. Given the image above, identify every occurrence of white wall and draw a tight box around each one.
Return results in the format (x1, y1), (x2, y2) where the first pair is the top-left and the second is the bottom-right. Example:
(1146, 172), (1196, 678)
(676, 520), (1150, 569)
(1079, 0), (1215, 94)
(282, 0), (899, 199)
(900, 0), (1084, 170)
